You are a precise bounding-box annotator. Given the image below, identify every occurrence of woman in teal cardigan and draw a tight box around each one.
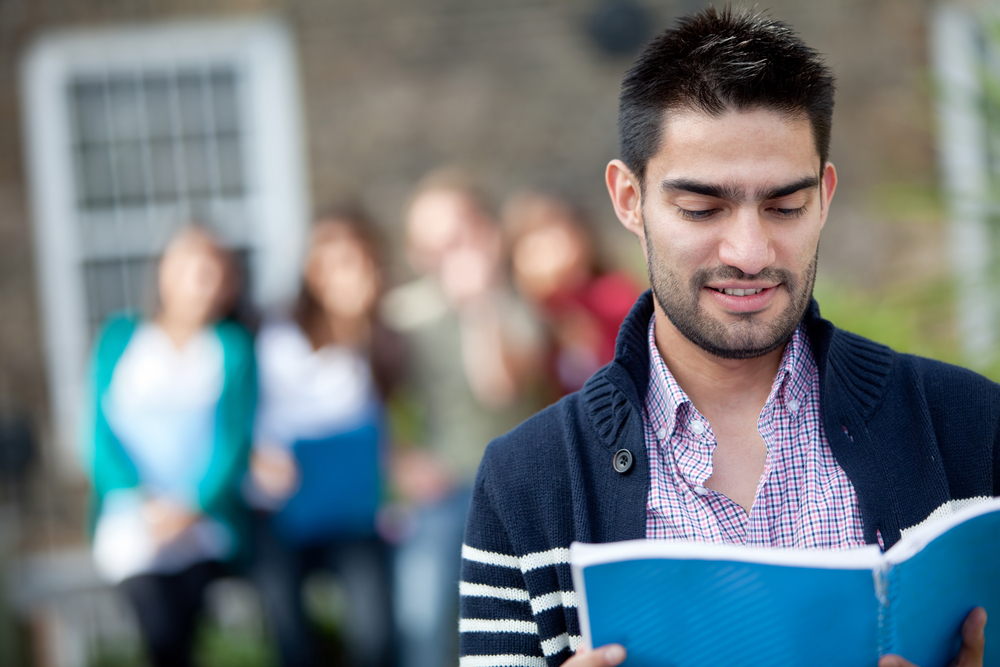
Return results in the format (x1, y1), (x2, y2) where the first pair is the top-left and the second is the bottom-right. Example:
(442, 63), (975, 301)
(81, 228), (255, 667)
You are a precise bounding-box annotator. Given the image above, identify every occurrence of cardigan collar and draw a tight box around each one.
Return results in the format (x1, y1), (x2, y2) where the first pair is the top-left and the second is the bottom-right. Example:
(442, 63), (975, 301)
(583, 290), (896, 450)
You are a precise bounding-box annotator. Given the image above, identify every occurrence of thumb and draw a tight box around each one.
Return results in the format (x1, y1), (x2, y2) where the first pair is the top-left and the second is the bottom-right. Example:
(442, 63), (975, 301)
(956, 607), (986, 666)
(569, 644), (626, 667)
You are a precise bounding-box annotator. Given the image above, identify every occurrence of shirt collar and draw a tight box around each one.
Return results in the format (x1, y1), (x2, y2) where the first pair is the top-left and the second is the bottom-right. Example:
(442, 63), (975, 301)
(645, 315), (814, 437)
(645, 316), (691, 441)
(771, 321), (813, 419)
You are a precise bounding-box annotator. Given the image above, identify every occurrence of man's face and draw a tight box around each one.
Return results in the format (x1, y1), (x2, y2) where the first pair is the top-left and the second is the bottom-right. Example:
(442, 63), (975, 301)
(620, 107), (835, 360)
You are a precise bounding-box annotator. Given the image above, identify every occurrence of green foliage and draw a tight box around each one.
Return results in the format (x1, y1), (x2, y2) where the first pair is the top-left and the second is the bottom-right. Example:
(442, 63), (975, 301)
(812, 275), (1000, 382)
(192, 621), (277, 667)
(385, 388), (427, 449)
(866, 182), (945, 225)
(87, 619), (277, 667)
(88, 643), (144, 667)
(813, 275), (960, 366)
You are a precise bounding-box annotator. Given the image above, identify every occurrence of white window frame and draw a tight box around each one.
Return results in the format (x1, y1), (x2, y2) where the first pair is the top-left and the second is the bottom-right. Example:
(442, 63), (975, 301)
(20, 17), (310, 474)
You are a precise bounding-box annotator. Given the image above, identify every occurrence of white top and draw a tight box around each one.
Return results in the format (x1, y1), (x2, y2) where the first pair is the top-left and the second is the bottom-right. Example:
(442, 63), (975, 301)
(254, 319), (378, 448)
(93, 323), (231, 584)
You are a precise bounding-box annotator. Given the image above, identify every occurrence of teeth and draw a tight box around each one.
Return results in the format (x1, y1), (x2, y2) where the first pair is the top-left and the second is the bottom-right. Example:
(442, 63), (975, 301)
(719, 287), (764, 296)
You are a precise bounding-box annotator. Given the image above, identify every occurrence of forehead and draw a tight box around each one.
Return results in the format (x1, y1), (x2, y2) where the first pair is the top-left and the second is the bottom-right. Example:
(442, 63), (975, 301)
(163, 232), (222, 265)
(649, 107), (819, 189)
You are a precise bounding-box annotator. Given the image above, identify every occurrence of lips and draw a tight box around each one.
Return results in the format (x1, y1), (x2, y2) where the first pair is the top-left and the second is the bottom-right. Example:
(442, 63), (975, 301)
(704, 284), (780, 313)
(710, 287), (765, 296)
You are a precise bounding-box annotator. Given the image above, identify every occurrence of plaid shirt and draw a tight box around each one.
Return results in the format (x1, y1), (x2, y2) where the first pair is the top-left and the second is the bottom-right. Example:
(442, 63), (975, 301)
(644, 316), (867, 548)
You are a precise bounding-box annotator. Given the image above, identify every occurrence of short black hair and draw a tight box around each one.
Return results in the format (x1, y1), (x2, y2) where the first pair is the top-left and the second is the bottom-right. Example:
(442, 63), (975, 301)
(618, 6), (835, 189)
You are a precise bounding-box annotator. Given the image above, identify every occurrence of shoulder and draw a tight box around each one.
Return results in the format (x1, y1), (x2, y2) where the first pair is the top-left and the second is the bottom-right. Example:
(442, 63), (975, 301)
(898, 352), (1000, 408)
(95, 312), (139, 346)
(821, 322), (1000, 424)
(826, 321), (1000, 397)
(586, 271), (642, 318)
(214, 320), (256, 380)
(899, 351), (998, 384)
(476, 393), (581, 497)
(92, 313), (140, 367)
(214, 319), (254, 354)
(255, 319), (306, 358)
(380, 277), (448, 332)
(481, 395), (575, 462)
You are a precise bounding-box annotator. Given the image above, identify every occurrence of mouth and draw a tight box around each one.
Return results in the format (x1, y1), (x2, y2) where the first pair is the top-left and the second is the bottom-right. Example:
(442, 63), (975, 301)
(706, 284), (778, 296)
(709, 286), (766, 296)
(703, 284), (781, 313)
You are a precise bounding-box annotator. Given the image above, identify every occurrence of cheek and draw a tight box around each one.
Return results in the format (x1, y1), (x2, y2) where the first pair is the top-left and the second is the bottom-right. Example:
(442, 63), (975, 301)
(648, 224), (718, 273)
(772, 225), (821, 269)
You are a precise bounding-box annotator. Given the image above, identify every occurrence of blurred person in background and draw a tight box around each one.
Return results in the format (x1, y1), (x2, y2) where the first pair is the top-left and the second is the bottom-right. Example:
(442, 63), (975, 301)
(502, 192), (641, 396)
(247, 211), (398, 667)
(80, 226), (255, 667)
(381, 169), (544, 667)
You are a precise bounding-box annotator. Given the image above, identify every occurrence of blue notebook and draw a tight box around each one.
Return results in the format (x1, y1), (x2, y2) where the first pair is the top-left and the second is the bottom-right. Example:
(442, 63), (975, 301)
(272, 422), (382, 546)
(571, 498), (1000, 667)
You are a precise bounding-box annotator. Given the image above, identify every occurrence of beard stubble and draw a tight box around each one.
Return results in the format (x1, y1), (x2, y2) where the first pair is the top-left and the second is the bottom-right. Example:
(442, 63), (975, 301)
(645, 225), (817, 360)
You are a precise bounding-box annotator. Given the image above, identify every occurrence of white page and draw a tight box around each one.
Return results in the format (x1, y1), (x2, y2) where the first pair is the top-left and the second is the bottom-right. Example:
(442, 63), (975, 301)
(571, 538), (884, 571)
(883, 496), (1000, 566)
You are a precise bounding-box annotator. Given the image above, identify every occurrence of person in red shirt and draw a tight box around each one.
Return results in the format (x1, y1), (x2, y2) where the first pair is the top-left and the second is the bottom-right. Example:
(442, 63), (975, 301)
(503, 191), (641, 395)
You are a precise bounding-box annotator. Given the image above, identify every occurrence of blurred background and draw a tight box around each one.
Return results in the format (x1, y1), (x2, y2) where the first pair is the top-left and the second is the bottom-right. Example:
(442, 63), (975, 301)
(0, 0), (996, 665)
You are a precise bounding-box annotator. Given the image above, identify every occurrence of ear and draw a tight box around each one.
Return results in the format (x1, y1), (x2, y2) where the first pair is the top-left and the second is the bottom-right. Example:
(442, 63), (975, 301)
(818, 162), (837, 230)
(606, 160), (644, 239)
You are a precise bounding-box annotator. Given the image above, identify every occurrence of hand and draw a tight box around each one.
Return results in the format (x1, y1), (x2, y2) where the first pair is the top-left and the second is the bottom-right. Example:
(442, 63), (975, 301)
(143, 498), (199, 546)
(562, 644), (626, 667)
(879, 607), (986, 667)
(251, 445), (300, 500)
(391, 449), (453, 504)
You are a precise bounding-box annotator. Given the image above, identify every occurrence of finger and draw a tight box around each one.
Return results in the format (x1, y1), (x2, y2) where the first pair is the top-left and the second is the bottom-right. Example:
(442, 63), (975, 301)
(879, 656), (917, 667)
(956, 607), (987, 667)
(564, 644), (626, 667)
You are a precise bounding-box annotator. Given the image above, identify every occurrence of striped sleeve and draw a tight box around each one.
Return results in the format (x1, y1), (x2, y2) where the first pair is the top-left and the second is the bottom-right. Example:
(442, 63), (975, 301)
(460, 473), (581, 665)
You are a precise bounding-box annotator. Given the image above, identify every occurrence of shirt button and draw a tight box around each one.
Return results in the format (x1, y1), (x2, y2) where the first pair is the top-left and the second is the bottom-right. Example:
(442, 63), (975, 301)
(788, 399), (800, 413)
(656, 427), (667, 440)
(690, 420), (706, 434)
(693, 485), (709, 496)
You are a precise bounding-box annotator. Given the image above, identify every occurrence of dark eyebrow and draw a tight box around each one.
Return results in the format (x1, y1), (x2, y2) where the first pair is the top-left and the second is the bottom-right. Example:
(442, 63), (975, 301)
(758, 176), (820, 201)
(660, 179), (744, 202)
(659, 176), (821, 204)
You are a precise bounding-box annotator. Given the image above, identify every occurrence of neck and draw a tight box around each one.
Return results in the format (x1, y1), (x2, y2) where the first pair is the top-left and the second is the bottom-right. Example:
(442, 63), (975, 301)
(156, 314), (205, 349)
(652, 305), (784, 414)
(323, 313), (370, 348)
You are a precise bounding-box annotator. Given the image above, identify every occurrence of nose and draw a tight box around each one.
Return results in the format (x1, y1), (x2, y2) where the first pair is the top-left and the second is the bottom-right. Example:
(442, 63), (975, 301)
(717, 209), (775, 276)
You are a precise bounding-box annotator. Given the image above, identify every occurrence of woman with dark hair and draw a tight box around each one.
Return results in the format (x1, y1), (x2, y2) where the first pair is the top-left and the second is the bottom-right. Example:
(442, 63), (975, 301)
(502, 191), (641, 396)
(247, 211), (398, 667)
(82, 226), (255, 667)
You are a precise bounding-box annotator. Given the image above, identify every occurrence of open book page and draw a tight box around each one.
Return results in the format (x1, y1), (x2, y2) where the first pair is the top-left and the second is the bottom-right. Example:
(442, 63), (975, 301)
(571, 539), (883, 667)
(880, 497), (1000, 666)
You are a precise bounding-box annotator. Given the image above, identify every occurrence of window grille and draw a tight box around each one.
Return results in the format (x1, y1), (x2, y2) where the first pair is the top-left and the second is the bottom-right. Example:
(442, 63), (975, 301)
(66, 66), (253, 334)
(21, 18), (308, 471)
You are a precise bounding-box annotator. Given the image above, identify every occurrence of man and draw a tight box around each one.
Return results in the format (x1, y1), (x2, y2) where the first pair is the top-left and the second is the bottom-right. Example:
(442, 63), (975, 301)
(459, 8), (997, 667)
(382, 170), (545, 667)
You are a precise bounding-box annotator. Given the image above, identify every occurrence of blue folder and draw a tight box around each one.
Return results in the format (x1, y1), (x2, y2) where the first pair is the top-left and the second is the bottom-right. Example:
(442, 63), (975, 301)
(272, 421), (382, 546)
(572, 498), (1000, 667)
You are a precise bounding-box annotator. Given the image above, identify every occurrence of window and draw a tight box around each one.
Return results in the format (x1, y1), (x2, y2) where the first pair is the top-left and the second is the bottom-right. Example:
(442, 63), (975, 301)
(21, 17), (310, 471)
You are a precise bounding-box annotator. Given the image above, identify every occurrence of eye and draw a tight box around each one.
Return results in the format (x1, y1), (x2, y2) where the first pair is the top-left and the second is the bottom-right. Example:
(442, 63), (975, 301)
(769, 206), (807, 219)
(676, 207), (720, 221)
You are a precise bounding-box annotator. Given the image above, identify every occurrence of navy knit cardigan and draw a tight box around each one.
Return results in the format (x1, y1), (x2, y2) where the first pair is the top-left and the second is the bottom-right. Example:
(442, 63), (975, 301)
(459, 290), (1000, 666)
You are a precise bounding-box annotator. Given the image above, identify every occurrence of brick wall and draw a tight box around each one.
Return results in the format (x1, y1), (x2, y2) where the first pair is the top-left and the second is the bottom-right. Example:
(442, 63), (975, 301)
(0, 0), (954, 543)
